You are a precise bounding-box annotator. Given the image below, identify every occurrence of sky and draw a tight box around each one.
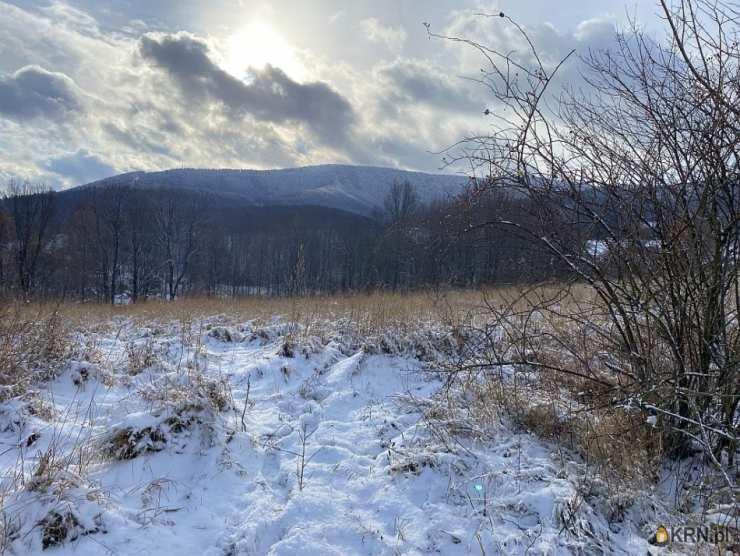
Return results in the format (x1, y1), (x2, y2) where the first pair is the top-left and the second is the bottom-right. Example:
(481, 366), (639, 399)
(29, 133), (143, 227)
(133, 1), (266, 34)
(0, 0), (663, 188)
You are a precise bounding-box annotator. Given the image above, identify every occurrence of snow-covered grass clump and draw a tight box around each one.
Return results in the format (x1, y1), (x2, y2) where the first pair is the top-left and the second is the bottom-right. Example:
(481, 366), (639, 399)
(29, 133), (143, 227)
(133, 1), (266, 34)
(0, 307), (709, 554)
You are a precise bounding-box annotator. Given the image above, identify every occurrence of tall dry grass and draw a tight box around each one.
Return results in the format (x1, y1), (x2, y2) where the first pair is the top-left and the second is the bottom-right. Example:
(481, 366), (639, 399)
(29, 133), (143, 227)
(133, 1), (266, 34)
(5, 284), (726, 549)
(0, 303), (71, 402)
(17, 284), (591, 332)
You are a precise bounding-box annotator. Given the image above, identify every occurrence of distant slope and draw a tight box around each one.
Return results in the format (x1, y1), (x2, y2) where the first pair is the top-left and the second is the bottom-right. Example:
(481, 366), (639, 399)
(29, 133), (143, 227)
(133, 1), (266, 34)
(76, 165), (469, 215)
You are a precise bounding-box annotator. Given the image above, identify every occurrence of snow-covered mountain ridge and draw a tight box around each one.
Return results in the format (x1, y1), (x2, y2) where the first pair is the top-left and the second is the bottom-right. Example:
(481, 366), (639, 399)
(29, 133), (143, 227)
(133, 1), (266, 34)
(77, 165), (470, 215)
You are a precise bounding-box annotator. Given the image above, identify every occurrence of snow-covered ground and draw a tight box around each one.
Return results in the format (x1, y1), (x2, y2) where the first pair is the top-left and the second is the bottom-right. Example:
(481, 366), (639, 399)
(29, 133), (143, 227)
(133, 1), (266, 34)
(0, 316), (686, 554)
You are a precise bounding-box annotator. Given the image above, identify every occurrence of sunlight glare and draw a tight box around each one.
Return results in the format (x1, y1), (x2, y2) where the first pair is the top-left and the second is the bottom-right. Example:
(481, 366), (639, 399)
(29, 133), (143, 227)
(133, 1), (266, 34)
(223, 20), (305, 80)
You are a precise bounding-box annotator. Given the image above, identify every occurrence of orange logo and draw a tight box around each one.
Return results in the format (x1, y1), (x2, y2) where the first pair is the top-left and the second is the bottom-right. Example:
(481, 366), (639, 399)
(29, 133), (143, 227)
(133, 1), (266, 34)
(655, 526), (669, 545)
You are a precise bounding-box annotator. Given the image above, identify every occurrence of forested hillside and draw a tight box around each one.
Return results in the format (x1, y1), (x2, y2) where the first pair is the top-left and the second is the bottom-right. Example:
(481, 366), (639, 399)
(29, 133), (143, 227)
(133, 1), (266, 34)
(0, 180), (569, 302)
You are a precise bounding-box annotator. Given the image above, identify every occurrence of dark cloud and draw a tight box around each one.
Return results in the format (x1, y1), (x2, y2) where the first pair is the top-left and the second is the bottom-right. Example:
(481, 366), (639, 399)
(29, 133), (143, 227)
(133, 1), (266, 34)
(0, 1), (649, 182)
(379, 59), (481, 112)
(45, 148), (116, 185)
(139, 32), (356, 146)
(0, 65), (82, 120)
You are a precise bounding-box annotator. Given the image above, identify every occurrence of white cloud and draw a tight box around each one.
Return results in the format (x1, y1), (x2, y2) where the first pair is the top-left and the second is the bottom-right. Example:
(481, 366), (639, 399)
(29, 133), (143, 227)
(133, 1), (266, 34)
(360, 18), (407, 52)
(444, 10), (616, 69)
(0, 2), (369, 186)
(328, 10), (345, 25)
(0, 1), (631, 187)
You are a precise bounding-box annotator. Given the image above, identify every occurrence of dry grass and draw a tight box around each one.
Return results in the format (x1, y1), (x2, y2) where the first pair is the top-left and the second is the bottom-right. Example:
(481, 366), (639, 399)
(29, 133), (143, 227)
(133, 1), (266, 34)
(8, 285), (667, 484)
(14, 285), (588, 332)
(4, 283), (724, 550)
(0, 303), (71, 402)
(393, 283), (680, 494)
(439, 361), (665, 494)
(2, 284), (651, 483)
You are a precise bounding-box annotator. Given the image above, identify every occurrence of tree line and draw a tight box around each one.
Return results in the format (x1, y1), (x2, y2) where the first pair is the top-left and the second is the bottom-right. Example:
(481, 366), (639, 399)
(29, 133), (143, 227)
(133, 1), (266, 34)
(0, 179), (568, 302)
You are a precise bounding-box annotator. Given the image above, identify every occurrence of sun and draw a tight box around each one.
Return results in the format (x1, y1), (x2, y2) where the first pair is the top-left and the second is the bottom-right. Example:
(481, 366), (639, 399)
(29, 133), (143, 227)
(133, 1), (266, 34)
(222, 20), (305, 80)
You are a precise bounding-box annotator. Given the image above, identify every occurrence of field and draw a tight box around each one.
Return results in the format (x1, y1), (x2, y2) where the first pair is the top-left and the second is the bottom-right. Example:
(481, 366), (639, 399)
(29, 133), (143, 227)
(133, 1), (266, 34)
(0, 288), (735, 555)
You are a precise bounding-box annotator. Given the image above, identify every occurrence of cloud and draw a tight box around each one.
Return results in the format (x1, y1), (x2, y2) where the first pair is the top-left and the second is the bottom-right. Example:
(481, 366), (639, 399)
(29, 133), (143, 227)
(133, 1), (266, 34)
(38, 2), (102, 36)
(378, 59), (481, 112)
(574, 18), (620, 52)
(44, 148), (117, 184)
(360, 18), (407, 52)
(0, 0), (636, 185)
(444, 11), (618, 74)
(138, 32), (356, 147)
(0, 65), (83, 120)
(328, 10), (345, 25)
(437, 10), (622, 127)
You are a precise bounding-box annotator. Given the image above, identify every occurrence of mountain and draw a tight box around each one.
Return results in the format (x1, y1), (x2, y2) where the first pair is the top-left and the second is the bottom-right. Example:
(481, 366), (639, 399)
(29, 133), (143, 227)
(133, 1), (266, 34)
(75, 165), (470, 215)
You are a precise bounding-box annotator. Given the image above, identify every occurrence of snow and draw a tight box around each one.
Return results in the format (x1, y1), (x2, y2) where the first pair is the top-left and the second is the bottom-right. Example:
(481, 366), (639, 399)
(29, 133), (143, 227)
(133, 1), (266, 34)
(585, 239), (608, 258)
(79, 165), (468, 215)
(0, 317), (683, 554)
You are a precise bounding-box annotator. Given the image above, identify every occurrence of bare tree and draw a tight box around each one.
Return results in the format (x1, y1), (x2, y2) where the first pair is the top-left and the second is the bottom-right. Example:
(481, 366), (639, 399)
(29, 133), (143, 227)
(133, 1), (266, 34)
(64, 202), (97, 301)
(0, 176), (579, 299)
(384, 180), (419, 226)
(432, 0), (739, 476)
(126, 190), (156, 303)
(4, 181), (55, 300)
(154, 190), (207, 300)
(94, 187), (127, 305)
(0, 206), (10, 296)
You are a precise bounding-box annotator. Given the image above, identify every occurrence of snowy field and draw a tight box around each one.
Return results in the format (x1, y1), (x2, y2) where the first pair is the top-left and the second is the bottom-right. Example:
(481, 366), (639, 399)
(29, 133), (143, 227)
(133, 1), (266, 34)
(0, 314), (692, 554)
